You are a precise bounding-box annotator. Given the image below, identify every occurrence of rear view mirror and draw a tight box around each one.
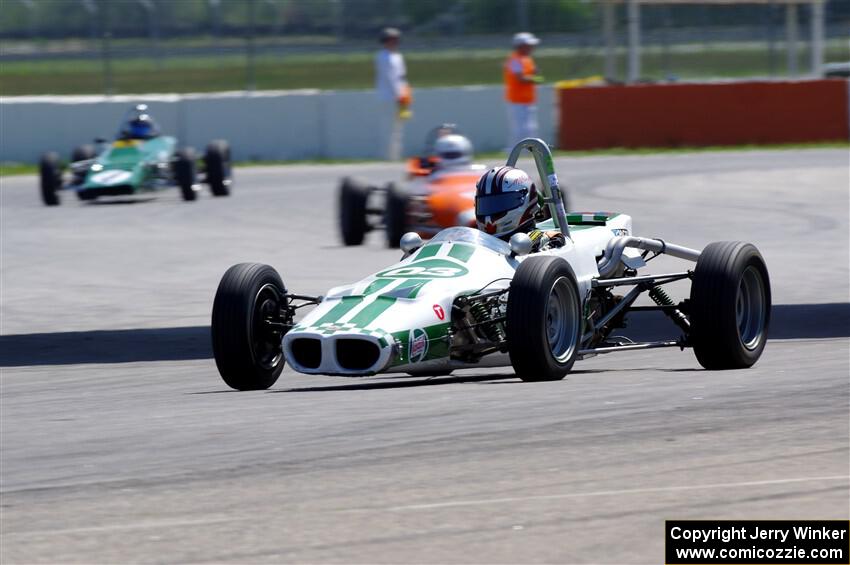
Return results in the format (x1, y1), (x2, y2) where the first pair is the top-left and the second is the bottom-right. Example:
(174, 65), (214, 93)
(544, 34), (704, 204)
(400, 232), (423, 254)
(509, 232), (532, 257)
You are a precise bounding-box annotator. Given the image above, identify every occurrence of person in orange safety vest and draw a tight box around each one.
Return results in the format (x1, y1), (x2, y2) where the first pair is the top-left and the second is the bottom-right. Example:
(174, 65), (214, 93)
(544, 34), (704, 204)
(504, 32), (544, 151)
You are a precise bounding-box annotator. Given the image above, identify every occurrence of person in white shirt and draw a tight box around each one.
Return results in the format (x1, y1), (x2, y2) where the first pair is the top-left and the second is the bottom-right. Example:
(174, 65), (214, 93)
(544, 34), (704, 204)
(374, 27), (410, 161)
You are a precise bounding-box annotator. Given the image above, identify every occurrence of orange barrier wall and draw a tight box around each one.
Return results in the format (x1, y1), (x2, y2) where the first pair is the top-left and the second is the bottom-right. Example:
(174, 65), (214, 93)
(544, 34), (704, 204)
(558, 80), (849, 150)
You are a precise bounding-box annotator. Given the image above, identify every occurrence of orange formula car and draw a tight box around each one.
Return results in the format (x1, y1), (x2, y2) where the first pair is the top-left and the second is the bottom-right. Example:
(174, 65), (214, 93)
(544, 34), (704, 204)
(338, 126), (486, 248)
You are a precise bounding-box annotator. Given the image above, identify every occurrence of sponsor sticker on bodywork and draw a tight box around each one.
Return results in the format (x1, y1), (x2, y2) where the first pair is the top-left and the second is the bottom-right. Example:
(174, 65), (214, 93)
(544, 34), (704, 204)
(409, 328), (429, 363)
(433, 304), (445, 320)
(90, 170), (132, 185)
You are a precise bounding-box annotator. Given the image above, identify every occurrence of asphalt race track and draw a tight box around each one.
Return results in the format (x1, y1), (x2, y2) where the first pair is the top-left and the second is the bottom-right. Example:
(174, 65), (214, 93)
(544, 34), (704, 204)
(1, 149), (848, 563)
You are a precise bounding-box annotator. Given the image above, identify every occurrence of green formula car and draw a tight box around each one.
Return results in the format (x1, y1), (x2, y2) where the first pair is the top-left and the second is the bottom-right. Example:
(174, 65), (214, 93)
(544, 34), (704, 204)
(39, 105), (232, 205)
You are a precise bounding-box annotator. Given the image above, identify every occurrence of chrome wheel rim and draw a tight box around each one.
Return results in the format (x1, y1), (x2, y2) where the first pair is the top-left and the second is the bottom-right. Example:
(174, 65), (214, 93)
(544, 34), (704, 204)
(252, 283), (284, 370)
(736, 266), (766, 350)
(545, 276), (579, 363)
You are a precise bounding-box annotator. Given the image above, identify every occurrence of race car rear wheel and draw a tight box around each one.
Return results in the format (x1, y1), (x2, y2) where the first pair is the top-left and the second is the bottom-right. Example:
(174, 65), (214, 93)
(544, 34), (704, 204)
(71, 144), (98, 199)
(39, 152), (62, 206)
(212, 263), (289, 390)
(339, 177), (370, 246)
(174, 147), (198, 201)
(204, 140), (231, 197)
(71, 144), (95, 163)
(689, 241), (771, 369)
(507, 256), (581, 382)
(384, 182), (408, 248)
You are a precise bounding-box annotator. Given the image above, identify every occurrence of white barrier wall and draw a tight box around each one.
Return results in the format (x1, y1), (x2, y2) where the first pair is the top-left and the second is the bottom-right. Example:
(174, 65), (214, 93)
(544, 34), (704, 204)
(0, 86), (555, 163)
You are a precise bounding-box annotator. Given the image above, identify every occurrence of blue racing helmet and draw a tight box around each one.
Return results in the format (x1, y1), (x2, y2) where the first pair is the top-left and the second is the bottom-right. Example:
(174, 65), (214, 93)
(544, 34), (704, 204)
(120, 105), (160, 140)
(129, 118), (154, 138)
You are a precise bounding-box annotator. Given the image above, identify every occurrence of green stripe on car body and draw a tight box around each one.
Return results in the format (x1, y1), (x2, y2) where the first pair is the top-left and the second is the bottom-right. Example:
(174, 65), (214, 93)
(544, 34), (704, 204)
(348, 296), (398, 328)
(312, 296), (363, 326)
(415, 244), (441, 259)
(447, 243), (475, 263)
(363, 278), (395, 295)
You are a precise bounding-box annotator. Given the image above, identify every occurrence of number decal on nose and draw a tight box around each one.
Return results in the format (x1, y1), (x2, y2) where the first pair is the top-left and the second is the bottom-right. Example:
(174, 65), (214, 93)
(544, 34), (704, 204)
(376, 259), (468, 279)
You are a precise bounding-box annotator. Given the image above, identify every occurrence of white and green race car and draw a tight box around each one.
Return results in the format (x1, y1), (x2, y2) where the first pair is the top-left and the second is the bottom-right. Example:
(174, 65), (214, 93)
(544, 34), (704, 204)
(211, 139), (771, 390)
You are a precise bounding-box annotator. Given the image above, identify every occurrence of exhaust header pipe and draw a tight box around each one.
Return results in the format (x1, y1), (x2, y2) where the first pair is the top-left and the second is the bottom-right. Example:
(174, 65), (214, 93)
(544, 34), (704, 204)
(597, 236), (701, 278)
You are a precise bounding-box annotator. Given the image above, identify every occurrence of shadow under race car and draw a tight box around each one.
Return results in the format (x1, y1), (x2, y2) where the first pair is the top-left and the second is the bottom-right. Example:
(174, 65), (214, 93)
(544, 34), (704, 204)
(212, 139), (771, 390)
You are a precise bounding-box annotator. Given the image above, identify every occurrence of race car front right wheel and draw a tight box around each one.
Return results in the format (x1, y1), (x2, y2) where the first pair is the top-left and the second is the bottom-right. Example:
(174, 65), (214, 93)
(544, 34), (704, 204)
(689, 241), (771, 369)
(71, 144), (95, 163)
(339, 177), (370, 245)
(39, 152), (62, 206)
(174, 147), (198, 201)
(212, 263), (288, 390)
(507, 256), (581, 382)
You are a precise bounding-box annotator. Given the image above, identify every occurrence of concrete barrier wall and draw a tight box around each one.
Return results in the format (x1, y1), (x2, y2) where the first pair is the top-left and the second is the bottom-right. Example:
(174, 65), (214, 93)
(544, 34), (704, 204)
(558, 79), (850, 150)
(0, 86), (556, 164)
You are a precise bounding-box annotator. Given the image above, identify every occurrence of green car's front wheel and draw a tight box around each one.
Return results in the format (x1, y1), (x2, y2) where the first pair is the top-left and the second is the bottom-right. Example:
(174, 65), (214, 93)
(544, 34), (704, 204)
(39, 152), (62, 206)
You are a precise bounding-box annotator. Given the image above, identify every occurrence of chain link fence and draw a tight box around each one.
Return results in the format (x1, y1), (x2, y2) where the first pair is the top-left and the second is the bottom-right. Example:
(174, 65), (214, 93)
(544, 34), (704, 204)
(0, 0), (847, 95)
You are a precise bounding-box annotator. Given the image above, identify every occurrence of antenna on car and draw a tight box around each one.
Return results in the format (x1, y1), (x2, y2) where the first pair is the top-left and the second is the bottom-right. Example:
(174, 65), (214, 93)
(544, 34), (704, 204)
(505, 138), (571, 241)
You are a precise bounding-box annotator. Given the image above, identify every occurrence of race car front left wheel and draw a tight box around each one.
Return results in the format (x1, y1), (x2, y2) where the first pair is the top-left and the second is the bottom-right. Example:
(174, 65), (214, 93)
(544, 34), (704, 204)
(689, 241), (771, 369)
(39, 152), (62, 206)
(506, 256), (581, 382)
(212, 263), (289, 390)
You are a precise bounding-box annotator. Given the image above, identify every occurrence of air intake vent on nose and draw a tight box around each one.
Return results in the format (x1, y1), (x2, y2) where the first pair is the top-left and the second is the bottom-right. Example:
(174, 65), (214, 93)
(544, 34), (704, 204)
(336, 339), (380, 371)
(290, 338), (322, 369)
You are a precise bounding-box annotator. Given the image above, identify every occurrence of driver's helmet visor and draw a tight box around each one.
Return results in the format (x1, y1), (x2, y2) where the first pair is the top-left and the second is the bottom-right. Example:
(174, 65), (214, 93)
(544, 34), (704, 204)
(129, 122), (152, 137)
(476, 189), (527, 217)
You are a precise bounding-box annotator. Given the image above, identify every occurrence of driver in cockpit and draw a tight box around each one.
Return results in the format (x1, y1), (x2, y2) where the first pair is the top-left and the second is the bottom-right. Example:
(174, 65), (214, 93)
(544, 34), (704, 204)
(474, 165), (564, 252)
(118, 104), (161, 140)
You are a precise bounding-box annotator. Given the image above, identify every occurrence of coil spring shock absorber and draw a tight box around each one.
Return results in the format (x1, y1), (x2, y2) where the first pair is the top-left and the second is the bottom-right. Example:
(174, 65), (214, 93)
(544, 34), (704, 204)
(470, 300), (506, 343)
(649, 286), (690, 332)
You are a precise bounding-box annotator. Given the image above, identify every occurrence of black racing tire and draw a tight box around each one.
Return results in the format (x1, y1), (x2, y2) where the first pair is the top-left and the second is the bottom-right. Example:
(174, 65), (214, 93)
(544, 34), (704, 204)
(174, 147), (197, 201)
(204, 139), (231, 197)
(71, 144), (96, 163)
(506, 256), (582, 382)
(39, 152), (62, 206)
(212, 263), (288, 390)
(689, 241), (771, 370)
(339, 177), (370, 246)
(384, 182), (409, 248)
